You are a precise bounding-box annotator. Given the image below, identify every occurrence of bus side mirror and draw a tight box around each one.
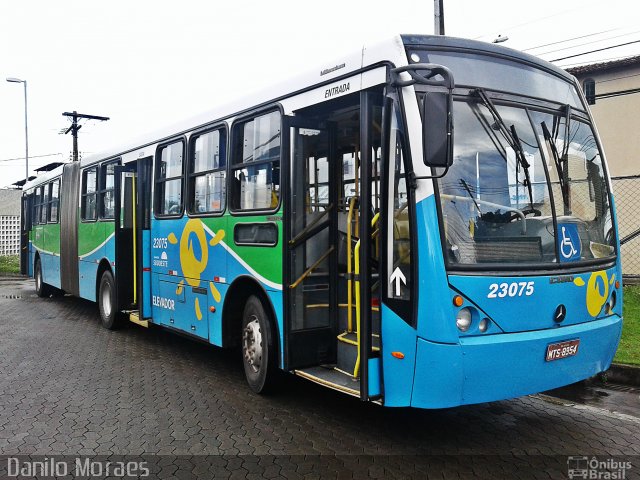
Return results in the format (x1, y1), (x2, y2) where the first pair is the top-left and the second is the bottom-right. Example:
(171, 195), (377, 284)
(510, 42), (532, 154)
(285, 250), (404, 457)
(422, 91), (454, 168)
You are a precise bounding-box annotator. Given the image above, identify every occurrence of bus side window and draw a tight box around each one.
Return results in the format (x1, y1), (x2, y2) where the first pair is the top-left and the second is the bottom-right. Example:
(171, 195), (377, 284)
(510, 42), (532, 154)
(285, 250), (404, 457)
(81, 167), (98, 221)
(230, 110), (281, 212)
(33, 186), (43, 225)
(99, 161), (119, 219)
(48, 180), (60, 223)
(155, 141), (185, 217)
(40, 183), (50, 225)
(189, 128), (226, 214)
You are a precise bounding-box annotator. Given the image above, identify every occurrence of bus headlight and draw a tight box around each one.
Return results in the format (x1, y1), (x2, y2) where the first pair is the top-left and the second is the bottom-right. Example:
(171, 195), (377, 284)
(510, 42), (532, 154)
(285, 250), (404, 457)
(456, 308), (472, 332)
(478, 318), (489, 333)
(607, 290), (617, 313)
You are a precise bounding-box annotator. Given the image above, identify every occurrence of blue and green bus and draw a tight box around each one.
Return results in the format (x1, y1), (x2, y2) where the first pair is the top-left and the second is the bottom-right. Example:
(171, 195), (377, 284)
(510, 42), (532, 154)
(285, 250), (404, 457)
(21, 34), (622, 408)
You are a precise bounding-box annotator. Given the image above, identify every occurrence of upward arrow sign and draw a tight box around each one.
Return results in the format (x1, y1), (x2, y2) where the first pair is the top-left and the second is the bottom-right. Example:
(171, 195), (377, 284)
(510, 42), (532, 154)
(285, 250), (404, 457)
(389, 267), (406, 297)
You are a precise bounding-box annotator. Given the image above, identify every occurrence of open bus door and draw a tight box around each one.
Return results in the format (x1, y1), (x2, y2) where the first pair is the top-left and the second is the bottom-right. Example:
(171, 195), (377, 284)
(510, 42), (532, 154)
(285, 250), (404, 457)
(284, 90), (383, 401)
(20, 193), (32, 276)
(114, 164), (137, 312)
(285, 117), (338, 369)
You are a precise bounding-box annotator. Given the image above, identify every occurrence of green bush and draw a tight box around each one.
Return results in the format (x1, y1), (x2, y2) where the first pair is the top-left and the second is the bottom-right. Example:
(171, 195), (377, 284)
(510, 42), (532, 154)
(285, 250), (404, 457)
(0, 255), (20, 274)
(616, 285), (640, 365)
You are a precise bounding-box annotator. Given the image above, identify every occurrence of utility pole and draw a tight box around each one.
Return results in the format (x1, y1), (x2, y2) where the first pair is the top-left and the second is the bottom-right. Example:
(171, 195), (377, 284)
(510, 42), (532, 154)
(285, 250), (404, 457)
(62, 111), (110, 162)
(434, 0), (445, 35)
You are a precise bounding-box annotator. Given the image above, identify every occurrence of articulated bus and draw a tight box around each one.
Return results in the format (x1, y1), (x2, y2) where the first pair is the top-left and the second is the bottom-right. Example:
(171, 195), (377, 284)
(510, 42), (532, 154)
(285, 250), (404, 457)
(20, 35), (622, 408)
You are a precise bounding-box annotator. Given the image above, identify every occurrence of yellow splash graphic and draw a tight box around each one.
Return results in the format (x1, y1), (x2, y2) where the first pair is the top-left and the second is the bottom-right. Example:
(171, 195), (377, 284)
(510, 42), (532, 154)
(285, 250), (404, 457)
(195, 297), (203, 321)
(210, 230), (225, 246)
(574, 270), (615, 317)
(180, 220), (209, 287)
(210, 281), (221, 303)
(165, 219), (226, 322)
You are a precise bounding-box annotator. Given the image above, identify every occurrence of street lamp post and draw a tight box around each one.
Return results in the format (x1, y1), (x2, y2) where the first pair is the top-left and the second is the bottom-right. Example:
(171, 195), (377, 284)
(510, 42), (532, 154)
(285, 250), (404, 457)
(6, 77), (29, 185)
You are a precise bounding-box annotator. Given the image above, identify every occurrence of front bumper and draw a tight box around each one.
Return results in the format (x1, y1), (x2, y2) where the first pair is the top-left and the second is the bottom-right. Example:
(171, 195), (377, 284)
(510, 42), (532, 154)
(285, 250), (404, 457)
(411, 314), (623, 408)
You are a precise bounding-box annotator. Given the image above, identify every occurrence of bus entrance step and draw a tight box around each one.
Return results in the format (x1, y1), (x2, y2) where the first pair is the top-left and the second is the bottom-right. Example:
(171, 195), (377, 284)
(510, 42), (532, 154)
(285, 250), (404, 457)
(294, 366), (360, 398)
(336, 332), (380, 374)
(128, 311), (149, 328)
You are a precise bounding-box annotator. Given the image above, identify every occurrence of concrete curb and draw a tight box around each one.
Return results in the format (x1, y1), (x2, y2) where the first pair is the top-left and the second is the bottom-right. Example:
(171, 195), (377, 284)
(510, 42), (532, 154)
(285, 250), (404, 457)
(600, 363), (640, 387)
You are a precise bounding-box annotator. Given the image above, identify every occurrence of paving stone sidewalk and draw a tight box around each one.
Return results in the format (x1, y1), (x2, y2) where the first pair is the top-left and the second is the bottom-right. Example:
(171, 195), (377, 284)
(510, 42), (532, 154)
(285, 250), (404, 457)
(0, 276), (638, 479)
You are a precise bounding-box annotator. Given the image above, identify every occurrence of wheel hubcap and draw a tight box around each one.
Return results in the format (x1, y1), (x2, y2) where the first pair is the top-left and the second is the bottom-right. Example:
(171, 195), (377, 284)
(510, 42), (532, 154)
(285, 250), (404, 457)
(35, 268), (41, 291)
(243, 316), (263, 373)
(102, 283), (112, 318)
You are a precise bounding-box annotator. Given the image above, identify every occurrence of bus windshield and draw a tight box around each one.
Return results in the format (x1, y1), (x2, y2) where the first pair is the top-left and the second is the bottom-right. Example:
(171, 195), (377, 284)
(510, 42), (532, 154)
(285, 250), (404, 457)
(436, 94), (615, 268)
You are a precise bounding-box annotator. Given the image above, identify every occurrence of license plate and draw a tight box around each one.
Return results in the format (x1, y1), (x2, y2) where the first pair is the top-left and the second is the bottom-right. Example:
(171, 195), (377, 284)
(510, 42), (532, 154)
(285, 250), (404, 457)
(545, 339), (580, 362)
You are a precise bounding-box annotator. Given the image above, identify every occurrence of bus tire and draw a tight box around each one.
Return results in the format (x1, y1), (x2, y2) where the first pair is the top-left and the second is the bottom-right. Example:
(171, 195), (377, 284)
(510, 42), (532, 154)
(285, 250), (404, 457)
(98, 270), (119, 330)
(241, 295), (277, 394)
(34, 258), (51, 298)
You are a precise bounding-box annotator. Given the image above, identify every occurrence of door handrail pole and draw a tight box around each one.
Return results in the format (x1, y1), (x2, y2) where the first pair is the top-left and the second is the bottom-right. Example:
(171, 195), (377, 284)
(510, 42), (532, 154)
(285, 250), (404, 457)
(346, 197), (357, 332)
(289, 246), (335, 290)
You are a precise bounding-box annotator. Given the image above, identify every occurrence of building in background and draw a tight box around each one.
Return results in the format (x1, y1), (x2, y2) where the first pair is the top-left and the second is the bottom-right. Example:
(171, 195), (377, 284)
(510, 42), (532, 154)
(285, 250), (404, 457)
(567, 56), (640, 177)
(0, 189), (22, 257)
(568, 56), (640, 280)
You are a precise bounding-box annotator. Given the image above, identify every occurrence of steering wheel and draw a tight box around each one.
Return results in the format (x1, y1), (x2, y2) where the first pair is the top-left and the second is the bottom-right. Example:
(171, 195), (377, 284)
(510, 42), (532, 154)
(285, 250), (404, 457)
(521, 207), (542, 217)
(508, 207), (542, 222)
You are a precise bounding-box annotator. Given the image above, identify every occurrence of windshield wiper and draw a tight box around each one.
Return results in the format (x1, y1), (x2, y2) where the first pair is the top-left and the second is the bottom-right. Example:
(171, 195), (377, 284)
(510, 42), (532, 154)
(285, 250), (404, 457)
(508, 124), (534, 212)
(460, 179), (481, 213)
(561, 104), (572, 159)
(473, 88), (534, 211)
(541, 119), (570, 213)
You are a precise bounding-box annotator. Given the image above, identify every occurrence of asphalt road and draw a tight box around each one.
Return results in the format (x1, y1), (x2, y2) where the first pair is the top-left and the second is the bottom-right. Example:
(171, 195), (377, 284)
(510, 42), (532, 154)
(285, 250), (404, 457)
(0, 275), (638, 479)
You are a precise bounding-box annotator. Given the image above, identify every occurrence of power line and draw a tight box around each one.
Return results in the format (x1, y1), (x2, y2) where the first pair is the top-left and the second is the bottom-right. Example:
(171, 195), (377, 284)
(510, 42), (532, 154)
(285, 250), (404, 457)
(551, 39), (640, 62)
(559, 54), (639, 68)
(472, 2), (598, 40)
(0, 153), (63, 163)
(523, 29), (618, 52)
(0, 162), (59, 168)
(536, 31), (640, 57)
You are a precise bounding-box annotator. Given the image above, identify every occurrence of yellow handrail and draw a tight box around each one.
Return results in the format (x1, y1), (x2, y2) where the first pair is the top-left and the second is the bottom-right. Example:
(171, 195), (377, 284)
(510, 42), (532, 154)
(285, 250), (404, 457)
(353, 239), (362, 377)
(289, 246), (334, 290)
(346, 197), (357, 333)
(132, 175), (137, 305)
(352, 213), (380, 378)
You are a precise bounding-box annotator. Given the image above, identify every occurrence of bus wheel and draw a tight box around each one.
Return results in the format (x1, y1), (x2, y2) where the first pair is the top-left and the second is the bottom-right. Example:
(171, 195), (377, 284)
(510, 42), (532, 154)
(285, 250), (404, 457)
(241, 295), (277, 393)
(98, 270), (119, 330)
(34, 259), (51, 298)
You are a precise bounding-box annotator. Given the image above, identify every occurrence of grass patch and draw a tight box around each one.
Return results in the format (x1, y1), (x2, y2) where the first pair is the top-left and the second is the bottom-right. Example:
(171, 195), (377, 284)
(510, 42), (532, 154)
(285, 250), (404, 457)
(0, 255), (19, 274)
(616, 285), (640, 365)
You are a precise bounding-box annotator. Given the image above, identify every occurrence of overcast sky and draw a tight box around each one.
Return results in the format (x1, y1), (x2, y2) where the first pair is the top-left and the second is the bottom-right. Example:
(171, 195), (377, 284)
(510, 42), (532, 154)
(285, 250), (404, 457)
(1, 0), (636, 187)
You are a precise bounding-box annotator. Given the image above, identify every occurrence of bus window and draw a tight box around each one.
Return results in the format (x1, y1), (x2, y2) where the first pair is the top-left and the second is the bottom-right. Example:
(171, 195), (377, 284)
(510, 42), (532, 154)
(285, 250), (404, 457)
(33, 186), (43, 225)
(81, 167), (98, 221)
(155, 141), (185, 217)
(189, 129), (226, 214)
(48, 180), (60, 223)
(230, 111), (281, 211)
(99, 161), (119, 219)
(40, 183), (50, 225)
(385, 103), (413, 321)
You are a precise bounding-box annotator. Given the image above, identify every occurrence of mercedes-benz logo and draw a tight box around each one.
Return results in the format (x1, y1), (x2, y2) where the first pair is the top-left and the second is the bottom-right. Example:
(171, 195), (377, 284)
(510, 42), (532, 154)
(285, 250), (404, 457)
(554, 304), (567, 323)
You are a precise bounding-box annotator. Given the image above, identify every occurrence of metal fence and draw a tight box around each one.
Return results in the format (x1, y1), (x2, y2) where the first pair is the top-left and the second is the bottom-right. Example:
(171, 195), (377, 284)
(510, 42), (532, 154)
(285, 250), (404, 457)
(612, 175), (640, 281)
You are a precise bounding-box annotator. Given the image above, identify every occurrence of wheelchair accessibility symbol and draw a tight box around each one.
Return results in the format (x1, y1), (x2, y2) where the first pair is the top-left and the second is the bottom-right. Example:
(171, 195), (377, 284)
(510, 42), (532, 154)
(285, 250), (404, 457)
(558, 223), (581, 262)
